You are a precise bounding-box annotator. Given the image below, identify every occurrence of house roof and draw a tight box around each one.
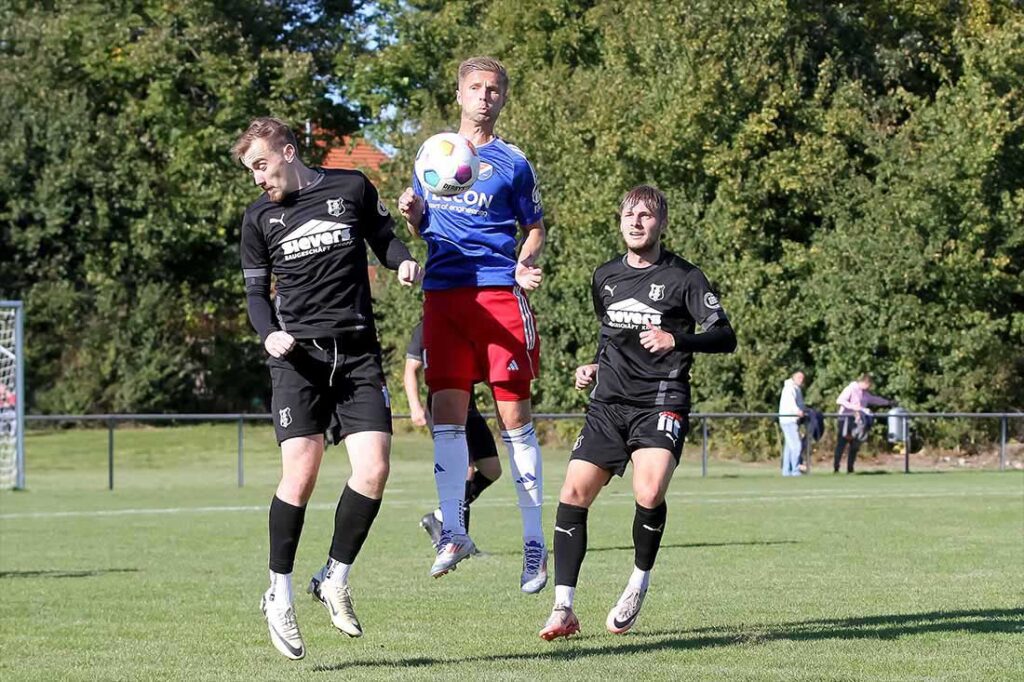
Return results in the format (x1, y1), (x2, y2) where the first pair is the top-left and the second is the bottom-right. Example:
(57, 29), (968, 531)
(320, 135), (390, 174)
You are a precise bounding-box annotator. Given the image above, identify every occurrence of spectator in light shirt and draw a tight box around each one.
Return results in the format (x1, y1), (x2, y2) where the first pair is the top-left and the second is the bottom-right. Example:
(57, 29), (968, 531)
(834, 373), (891, 473)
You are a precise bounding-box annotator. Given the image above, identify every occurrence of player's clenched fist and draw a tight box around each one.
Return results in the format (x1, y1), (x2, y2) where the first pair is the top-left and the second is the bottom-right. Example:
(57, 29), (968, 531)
(398, 187), (424, 236)
(264, 330), (296, 358)
(397, 259), (423, 286)
(574, 363), (598, 390)
(639, 321), (675, 353)
(515, 260), (543, 291)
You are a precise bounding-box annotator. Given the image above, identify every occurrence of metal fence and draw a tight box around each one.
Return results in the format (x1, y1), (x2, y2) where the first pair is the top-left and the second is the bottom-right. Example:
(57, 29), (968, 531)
(23, 411), (1022, 490)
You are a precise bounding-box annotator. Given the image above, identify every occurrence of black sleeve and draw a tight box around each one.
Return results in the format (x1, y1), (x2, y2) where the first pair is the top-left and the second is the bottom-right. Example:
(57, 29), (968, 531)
(360, 173), (412, 270)
(672, 322), (737, 353)
(406, 321), (424, 361)
(682, 268), (729, 331)
(591, 270), (607, 364)
(240, 210), (278, 343)
(673, 268), (735, 353)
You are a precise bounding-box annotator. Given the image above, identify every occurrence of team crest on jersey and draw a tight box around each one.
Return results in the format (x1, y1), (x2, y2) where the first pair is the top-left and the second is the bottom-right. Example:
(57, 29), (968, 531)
(279, 407), (292, 428)
(704, 292), (721, 309)
(648, 283), (665, 302)
(326, 198), (346, 217)
(478, 162), (493, 181)
(377, 199), (389, 216)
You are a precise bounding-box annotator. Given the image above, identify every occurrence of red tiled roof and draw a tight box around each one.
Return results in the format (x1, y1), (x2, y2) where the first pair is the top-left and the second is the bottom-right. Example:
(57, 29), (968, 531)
(320, 135), (389, 173)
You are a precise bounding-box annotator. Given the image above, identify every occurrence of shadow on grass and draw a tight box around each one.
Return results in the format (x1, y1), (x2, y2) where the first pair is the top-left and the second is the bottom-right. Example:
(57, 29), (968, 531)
(0, 568), (139, 579)
(483, 540), (798, 557)
(312, 607), (1024, 672)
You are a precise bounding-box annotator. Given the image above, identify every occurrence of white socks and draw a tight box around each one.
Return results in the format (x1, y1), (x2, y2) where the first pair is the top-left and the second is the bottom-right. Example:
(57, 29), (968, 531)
(269, 571), (293, 604)
(628, 566), (651, 591)
(433, 424), (468, 534)
(325, 557), (352, 585)
(502, 422), (544, 541)
(555, 585), (575, 608)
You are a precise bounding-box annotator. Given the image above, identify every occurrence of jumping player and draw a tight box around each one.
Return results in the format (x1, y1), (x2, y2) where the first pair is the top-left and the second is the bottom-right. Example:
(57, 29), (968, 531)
(539, 185), (737, 640)
(403, 321), (502, 547)
(234, 117), (422, 659)
(398, 56), (548, 592)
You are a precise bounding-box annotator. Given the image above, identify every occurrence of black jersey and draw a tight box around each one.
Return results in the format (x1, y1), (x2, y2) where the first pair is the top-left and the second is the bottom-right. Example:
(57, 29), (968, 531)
(240, 169), (409, 340)
(590, 249), (729, 408)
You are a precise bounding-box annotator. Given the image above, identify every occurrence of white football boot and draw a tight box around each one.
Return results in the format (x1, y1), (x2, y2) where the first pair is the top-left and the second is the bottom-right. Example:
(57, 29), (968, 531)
(429, 531), (476, 577)
(605, 583), (648, 634)
(260, 588), (305, 660)
(308, 564), (363, 637)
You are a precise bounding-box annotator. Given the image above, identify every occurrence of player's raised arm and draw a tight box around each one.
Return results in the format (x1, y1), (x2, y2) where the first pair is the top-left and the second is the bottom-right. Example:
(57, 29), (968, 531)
(515, 220), (546, 291)
(398, 186), (425, 238)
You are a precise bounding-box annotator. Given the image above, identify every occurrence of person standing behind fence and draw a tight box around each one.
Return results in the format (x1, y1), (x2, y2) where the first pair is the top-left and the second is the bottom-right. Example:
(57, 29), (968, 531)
(778, 371), (806, 477)
(834, 373), (891, 473)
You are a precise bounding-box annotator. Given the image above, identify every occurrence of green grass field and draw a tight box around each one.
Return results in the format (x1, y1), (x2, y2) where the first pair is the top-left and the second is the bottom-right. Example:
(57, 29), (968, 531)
(1, 424), (1022, 681)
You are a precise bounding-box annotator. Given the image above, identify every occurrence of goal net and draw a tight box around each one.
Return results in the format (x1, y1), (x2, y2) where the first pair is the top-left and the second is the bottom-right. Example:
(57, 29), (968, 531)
(0, 301), (24, 490)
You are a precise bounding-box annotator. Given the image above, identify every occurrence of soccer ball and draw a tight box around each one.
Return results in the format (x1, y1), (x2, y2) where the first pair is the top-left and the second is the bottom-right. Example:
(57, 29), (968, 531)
(414, 133), (479, 196)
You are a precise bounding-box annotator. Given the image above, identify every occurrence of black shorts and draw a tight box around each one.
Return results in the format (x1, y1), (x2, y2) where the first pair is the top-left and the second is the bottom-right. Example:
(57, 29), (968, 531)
(269, 334), (392, 445)
(466, 402), (498, 463)
(570, 401), (689, 477)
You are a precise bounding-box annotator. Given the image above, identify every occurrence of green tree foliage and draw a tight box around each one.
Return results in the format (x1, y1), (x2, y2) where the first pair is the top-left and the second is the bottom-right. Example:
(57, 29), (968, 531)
(353, 0), (1023, 442)
(1, 1), (1021, 447)
(0, 0), (365, 411)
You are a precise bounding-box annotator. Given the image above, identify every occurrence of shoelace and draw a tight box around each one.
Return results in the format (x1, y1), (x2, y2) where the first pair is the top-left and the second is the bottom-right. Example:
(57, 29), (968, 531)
(617, 589), (642, 617)
(328, 582), (356, 618)
(437, 531), (453, 554)
(279, 606), (300, 636)
(523, 544), (544, 574)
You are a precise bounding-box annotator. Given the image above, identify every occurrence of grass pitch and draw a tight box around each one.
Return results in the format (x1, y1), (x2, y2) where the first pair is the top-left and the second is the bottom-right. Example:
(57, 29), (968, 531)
(1, 424), (1022, 681)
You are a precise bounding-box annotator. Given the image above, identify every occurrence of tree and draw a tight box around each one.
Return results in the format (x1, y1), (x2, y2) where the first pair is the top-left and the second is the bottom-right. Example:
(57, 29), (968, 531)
(0, 0), (367, 411)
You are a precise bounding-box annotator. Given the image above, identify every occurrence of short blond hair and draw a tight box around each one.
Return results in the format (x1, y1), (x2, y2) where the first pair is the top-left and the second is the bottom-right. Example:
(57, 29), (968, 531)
(231, 117), (299, 163)
(619, 185), (668, 225)
(457, 56), (508, 92)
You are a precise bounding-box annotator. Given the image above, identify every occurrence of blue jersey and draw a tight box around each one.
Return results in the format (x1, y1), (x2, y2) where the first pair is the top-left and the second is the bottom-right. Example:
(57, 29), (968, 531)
(413, 136), (544, 290)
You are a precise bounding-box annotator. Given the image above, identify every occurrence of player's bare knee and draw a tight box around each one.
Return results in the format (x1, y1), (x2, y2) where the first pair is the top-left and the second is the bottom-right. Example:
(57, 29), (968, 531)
(634, 486), (665, 509)
(278, 474), (317, 506)
(559, 483), (593, 508)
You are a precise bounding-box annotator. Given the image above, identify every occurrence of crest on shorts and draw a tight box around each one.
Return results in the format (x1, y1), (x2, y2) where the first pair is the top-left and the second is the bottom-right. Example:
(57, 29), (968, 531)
(657, 411), (682, 446)
(377, 199), (389, 216)
(326, 198), (346, 217)
(279, 407), (292, 428)
(648, 283), (665, 302)
(573, 434), (584, 451)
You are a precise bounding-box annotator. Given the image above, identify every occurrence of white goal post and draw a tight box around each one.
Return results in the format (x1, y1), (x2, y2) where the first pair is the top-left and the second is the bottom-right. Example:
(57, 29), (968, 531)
(0, 301), (25, 490)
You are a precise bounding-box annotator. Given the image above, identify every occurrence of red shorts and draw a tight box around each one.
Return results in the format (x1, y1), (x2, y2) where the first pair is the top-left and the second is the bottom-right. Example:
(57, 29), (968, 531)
(423, 286), (540, 397)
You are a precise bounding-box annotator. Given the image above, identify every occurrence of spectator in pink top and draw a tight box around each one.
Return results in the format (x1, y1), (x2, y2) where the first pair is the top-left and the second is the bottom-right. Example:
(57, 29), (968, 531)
(833, 373), (891, 472)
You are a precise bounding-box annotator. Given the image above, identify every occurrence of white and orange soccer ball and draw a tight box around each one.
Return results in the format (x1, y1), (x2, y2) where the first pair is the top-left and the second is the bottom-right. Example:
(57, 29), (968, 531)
(414, 132), (479, 196)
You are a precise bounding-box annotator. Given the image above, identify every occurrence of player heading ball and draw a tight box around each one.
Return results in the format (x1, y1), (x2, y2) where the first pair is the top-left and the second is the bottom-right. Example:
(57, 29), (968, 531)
(398, 56), (549, 592)
(540, 185), (737, 641)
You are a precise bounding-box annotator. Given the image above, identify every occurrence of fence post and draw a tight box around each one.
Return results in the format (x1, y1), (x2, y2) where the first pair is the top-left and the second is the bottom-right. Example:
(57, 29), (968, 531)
(903, 419), (910, 474)
(1000, 416), (1007, 472)
(107, 419), (115, 490)
(701, 417), (708, 478)
(237, 416), (245, 487)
